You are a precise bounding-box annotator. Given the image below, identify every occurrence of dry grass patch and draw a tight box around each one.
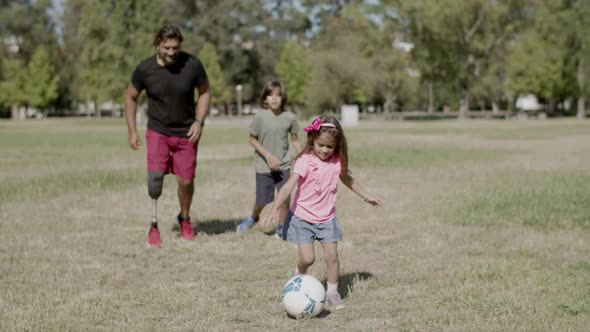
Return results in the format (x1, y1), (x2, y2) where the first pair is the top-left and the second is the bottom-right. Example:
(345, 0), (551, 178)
(1, 118), (589, 331)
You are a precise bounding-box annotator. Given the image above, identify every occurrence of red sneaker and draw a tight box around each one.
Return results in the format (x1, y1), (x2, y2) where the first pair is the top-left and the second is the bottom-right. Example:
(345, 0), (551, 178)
(147, 226), (162, 248)
(180, 220), (195, 241)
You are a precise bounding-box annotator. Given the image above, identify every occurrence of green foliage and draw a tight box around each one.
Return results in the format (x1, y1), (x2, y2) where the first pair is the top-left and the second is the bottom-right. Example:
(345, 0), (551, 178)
(199, 42), (230, 105)
(306, 11), (376, 114)
(398, 0), (527, 111)
(27, 46), (59, 109)
(76, 0), (165, 107)
(507, 30), (567, 99)
(506, 0), (588, 106)
(275, 40), (311, 106)
(0, 0), (587, 113)
(0, 58), (28, 107)
(0, 0), (59, 62)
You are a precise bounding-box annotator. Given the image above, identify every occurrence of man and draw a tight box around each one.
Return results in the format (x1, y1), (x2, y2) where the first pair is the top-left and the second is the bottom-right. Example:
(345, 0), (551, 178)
(124, 24), (211, 248)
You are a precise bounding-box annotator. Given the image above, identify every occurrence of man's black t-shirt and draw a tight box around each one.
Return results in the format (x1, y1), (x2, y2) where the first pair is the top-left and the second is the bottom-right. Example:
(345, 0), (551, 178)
(131, 51), (209, 137)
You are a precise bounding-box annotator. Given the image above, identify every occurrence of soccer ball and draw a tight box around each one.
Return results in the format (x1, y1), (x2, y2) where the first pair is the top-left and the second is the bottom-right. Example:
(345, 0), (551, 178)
(281, 275), (326, 319)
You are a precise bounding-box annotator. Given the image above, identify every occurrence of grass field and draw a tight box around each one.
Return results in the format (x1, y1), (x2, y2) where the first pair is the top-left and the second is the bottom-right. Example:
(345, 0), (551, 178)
(0, 117), (588, 331)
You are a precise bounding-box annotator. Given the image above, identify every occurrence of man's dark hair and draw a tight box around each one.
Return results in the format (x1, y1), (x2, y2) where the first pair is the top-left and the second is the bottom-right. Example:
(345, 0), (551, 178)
(153, 25), (183, 47)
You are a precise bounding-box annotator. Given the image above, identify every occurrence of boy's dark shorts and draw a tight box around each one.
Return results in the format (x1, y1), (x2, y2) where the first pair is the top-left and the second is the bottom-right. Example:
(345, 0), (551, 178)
(255, 169), (291, 206)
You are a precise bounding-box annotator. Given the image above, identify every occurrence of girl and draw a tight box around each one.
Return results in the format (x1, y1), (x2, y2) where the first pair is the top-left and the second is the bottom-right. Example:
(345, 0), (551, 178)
(237, 81), (302, 237)
(263, 115), (383, 309)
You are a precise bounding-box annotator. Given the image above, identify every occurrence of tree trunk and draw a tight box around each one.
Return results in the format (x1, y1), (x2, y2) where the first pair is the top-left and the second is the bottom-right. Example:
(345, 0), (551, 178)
(492, 101), (499, 113)
(459, 85), (469, 119)
(427, 82), (434, 112)
(577, 56), (585, 119)
(457, 75), (471, 118)
(96, 100), (101, 119)
(578, 97), (586, 119)
(384, 93), (396, 120)
(11, 105), (18, 120)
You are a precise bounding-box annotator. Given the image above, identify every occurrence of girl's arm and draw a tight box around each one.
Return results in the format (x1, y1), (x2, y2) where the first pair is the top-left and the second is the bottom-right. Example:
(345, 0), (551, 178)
(340, 171), (383, 206)
(290, 132), (302, 154)
(249, 134), (281, 171)
(261, 173), (300, 227)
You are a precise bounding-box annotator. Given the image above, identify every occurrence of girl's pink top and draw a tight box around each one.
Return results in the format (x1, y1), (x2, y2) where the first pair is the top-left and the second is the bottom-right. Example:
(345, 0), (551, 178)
(291, 153), (341, 223)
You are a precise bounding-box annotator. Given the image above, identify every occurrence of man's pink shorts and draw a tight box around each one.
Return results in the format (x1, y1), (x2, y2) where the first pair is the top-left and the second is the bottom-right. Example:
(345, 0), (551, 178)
(146, 129), (198, 181)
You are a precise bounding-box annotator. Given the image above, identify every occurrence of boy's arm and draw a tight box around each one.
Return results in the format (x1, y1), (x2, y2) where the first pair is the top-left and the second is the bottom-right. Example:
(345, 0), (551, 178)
(290, 132), (302, 154)
(249, 135), (281, 171)
(261, 173), (299, 227)
(340, 171), (383, 206)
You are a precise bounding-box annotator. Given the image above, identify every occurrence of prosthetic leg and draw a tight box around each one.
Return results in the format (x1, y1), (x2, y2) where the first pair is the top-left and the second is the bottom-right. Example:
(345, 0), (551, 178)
(147, 171), (165, 247)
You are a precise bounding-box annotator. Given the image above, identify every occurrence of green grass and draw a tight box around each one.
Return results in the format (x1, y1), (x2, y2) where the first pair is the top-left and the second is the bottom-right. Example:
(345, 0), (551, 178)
(199, 127), (249, 146)
(429, 258), (589, 329)
(350, 119), (590, 140)
(0, 120), (251, 206)
(0, 168), (143, 206)
(435, 171), (590, 230)
(350, 144), (512, 169)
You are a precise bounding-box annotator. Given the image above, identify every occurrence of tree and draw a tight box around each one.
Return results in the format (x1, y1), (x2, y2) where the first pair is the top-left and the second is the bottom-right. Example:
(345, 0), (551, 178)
(304, 4), (384, 115)
(199, 42), (230, 107)
(506, 0), (587, 114)
(75, 0), (165, 117)
(507, 30), (567, 106)
(275, 40), (311, 106)
(26, 46), (59, 112)
(0, 58), (28, 117)
(397, 0), (527, 116)
(568, 0), (589, 118)
(0, 0), (59, 62)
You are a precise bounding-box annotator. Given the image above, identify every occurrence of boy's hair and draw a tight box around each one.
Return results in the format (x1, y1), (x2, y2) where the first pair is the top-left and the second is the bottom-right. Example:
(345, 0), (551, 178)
(259, 80), (288, 111)
(153, 24), (183, 47)
(297, 115), (349, 174)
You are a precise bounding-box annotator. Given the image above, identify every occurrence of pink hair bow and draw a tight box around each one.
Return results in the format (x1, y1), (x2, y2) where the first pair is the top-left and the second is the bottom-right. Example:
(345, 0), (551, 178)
(303, 118), (322, 132)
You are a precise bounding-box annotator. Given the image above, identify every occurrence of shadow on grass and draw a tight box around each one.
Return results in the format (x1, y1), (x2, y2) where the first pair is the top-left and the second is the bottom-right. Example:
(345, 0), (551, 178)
(332, 271), (373, 298)
(285, 309), (333, 320)
(171, 218), (241, 235)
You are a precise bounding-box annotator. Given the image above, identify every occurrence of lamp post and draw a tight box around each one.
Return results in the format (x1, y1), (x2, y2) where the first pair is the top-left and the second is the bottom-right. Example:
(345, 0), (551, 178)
(236, 84), (243, 115)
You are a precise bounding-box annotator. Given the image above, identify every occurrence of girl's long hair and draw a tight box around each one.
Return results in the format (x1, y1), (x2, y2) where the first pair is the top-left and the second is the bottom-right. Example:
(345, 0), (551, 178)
(296, 115), (348, 175)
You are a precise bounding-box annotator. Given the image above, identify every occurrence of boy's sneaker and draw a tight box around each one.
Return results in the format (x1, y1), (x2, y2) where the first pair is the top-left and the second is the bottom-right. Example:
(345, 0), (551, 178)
(326, 292), (346, 309)
(177, 215), (195, 241)
(237, 217), (257, 235)
(147, 226), (162, 248)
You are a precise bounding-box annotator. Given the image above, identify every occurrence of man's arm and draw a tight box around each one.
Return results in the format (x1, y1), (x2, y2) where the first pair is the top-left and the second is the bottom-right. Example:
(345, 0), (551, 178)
(188, 84), (211, 143)
(125, 83), (142, 150)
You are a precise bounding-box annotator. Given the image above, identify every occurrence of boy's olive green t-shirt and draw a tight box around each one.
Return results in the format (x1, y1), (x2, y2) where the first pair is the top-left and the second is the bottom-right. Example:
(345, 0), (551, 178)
(249, 109), (300, 173)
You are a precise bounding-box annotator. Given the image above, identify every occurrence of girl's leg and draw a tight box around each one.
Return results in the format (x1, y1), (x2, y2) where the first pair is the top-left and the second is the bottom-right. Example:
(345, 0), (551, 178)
(297, 243), (315, 274)
(321, 242), (339, 284)
(321, 242), (345, 308)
